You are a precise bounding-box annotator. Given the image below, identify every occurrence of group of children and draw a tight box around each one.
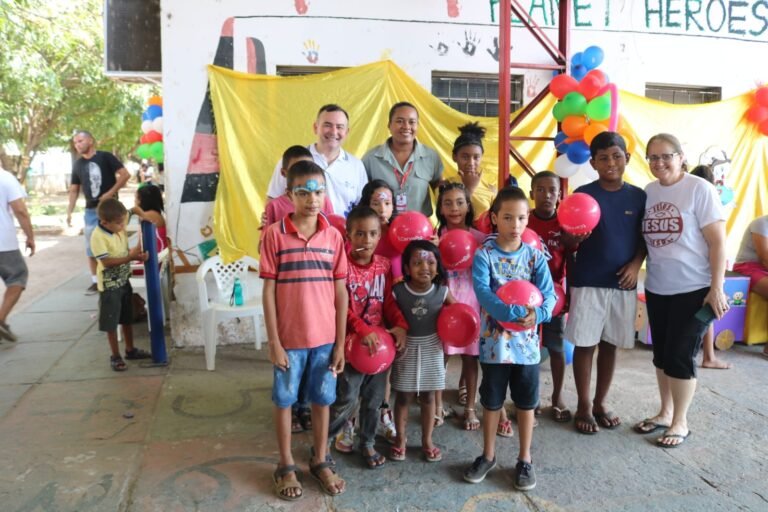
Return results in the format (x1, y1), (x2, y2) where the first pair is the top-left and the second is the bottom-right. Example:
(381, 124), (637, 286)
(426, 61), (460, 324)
(261, 123), (653, 501)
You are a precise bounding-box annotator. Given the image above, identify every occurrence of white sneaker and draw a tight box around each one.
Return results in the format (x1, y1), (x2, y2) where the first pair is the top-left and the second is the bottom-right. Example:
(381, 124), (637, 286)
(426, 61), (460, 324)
(378, 408), (397, 444)
(334, 419), (355, 453)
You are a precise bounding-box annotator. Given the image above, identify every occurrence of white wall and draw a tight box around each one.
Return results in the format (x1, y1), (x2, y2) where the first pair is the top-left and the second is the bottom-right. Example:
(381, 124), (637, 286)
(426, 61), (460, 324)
(162, 0), (768, 346)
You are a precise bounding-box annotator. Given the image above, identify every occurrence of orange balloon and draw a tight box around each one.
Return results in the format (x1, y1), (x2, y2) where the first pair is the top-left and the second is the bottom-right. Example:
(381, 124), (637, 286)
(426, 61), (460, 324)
(561, 116), (588, 138)
(583, 122), (608, 144)
(618, 130), (635, 154)
(147, 95), (163, 106)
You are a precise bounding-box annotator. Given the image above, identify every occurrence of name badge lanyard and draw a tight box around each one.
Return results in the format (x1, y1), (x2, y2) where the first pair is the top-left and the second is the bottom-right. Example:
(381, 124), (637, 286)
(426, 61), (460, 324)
(394, 161), (414, 213)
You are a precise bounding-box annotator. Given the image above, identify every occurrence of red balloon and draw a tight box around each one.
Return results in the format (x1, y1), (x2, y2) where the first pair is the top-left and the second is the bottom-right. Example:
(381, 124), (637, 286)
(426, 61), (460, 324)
(139, 134), (149, 144)
(557, 193), (601, 235)
(326, 214), (347, 239)
(345, 326), (396, 375)
(145, 130), (162, 143)
(388, 211), (433, 253)
(521, 228), (543, 251)
(759, 119), (768, 136)
(577, 70), (608, 100)
(756, 86), (768, 108)
(552, 283), (566, 317)
(437, 303), (481, 347)
(439, 230), (479, 270)
(496, 280), (543, 332)
(747, 105), (768, 124)
(550, 74), (579, 100)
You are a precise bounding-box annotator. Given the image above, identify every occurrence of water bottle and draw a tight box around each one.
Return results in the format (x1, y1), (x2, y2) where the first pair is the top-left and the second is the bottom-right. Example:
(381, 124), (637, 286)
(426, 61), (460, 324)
(233, 277), (244, 306)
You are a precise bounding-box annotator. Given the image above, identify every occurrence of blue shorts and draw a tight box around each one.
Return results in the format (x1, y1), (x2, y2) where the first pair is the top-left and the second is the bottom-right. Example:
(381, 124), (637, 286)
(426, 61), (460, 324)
(272, 343), (337, 408)
(84, 208), (99, 257)
(479, 362), (539, 411)
(542, 314), (565, 353)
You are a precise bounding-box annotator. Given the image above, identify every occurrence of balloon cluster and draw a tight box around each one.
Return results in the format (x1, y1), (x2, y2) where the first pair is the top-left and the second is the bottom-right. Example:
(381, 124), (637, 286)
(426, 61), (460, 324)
(746, 86), (768, 136)
(136, 96), (164, 163)
(549, 46), (619, 178)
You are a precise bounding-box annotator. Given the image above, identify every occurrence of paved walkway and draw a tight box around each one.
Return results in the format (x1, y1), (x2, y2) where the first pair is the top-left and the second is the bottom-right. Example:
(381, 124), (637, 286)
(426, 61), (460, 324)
(1, 271), (767, 511)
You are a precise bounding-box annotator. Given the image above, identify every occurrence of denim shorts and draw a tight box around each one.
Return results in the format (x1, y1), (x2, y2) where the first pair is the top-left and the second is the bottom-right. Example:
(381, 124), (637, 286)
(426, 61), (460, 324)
(84, 208), (99, 257)
(272, 343), (337, 408)
(479, 362), (539, 411)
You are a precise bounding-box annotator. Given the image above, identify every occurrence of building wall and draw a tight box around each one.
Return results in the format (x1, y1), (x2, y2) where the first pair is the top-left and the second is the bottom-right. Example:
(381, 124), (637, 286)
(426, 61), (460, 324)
(162, 0), (768, 346)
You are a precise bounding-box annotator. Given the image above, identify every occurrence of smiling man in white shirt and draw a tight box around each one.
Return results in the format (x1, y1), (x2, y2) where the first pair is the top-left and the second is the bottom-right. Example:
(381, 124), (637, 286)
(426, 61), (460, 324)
(265, 104), (367, 218)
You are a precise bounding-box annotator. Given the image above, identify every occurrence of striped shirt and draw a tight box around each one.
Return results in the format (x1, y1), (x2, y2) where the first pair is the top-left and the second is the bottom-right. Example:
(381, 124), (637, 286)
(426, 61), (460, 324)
(260, 213), (348, 349)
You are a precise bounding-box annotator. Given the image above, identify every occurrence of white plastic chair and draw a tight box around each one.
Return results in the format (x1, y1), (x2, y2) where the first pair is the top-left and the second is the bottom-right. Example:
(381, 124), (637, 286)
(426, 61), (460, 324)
(196, 255), (263, 371)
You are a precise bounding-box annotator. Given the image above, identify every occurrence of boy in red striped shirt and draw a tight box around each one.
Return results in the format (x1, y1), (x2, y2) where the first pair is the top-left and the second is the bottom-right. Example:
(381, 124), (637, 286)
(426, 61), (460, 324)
(261, 160), (348, 500)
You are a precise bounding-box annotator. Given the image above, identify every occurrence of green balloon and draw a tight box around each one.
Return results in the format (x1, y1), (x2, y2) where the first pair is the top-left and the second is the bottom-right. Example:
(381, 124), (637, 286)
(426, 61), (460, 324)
(562, 92), (587, 116)
(150, 141), (164, 163)
(552, 101), (567, 122)
(586, 94), (611, 121)
(136, 143), (151, 159)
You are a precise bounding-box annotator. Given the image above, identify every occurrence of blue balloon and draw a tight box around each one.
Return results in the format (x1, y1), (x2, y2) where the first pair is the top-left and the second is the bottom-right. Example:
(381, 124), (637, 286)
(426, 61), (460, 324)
(566, 140), (590, 164)
(582, 45), (605, 70)
(571, 52), (583, 67)
(141, 111), (152, 121)
(554, 131), (570, 153)
(146, 105), (163, 121)
(571, 64), (588, 81)
(563, 340), (575, 365)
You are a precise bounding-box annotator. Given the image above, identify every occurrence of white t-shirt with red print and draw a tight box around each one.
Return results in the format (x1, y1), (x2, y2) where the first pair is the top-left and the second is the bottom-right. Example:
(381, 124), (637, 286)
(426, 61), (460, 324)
(643, 173), (724, 295)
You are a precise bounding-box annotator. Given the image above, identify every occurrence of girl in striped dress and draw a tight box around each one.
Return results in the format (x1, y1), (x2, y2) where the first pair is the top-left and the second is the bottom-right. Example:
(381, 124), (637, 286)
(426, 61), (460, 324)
(390, 240), (455, 463)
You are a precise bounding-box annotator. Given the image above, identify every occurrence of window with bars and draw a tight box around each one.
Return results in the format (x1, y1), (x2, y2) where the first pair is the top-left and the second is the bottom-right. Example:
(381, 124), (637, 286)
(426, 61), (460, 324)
(645, 83), (722, 105)
(432, 72), (524, 117)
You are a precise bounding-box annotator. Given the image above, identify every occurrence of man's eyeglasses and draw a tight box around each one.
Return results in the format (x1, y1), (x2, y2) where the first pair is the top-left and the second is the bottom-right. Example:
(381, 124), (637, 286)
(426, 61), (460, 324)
(645, 153), (679, 163)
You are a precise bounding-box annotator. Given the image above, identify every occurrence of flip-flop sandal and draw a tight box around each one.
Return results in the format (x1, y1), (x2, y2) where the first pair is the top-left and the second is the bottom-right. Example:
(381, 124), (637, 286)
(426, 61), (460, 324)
(594, 411), (621, 429)
(656, 431), (691, 448)
(389, 445), (406, 461)
(463, 408), (481, 431)
(551, 406), (572, 423)
(574, 415), (599, 435)
(298, 408), (312, 431)
(110, 355), (127, 372)
(434, 407), (451, 427)
(422, 446), (442, 462)
(290, 411), (303, 433)
(125, 347), (152, 360)
(309, 460), (345, 496)
(496, 419), (515, 438)
(362, 450), (386, 469)
(273, 465), (303, 501)
(633, 418), (670, 434)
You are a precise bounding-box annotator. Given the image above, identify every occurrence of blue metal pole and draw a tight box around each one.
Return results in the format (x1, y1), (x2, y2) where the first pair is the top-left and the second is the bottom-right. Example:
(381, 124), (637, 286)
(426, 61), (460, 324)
(141, 221), (168, 364)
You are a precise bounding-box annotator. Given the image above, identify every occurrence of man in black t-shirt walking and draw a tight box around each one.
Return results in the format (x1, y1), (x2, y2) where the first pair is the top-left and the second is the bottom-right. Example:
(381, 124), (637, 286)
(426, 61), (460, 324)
(66, 130), (130, 295)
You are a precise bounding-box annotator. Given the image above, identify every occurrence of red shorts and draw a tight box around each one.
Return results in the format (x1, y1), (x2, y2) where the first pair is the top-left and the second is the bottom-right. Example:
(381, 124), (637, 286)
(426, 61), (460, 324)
(733, 261), (768, 289)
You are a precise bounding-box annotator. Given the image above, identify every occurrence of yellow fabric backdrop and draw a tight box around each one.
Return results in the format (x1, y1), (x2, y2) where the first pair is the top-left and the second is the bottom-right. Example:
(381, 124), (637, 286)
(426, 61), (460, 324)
(208, 60), (767, 263)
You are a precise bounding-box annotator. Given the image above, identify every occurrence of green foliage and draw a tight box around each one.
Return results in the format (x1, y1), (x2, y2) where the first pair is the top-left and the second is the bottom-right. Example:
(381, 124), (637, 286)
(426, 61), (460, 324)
(0, 0), (151, 180)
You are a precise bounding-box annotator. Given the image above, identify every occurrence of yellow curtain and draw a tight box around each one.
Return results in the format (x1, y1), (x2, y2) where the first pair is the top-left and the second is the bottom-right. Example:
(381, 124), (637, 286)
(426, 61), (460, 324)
(208, 61), (767, 263)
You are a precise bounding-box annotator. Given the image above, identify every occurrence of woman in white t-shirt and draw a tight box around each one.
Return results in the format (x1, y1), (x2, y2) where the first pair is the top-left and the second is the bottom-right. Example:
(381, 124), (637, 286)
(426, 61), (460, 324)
(634, 133), (727, 448)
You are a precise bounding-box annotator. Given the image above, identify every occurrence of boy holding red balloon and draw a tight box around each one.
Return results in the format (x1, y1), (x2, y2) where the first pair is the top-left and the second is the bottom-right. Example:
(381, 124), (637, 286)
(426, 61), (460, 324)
(527, 171), (572, 423)
(563, 131), (646, 435)
(465, 186), (555, 491)
(327, 206), (408, 469)
(261, 161), (348, 500)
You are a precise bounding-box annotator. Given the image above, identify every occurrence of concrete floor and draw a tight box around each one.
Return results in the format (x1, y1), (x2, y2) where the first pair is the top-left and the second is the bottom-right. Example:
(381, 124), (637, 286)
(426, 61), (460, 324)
(1, 272), (767, 511)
